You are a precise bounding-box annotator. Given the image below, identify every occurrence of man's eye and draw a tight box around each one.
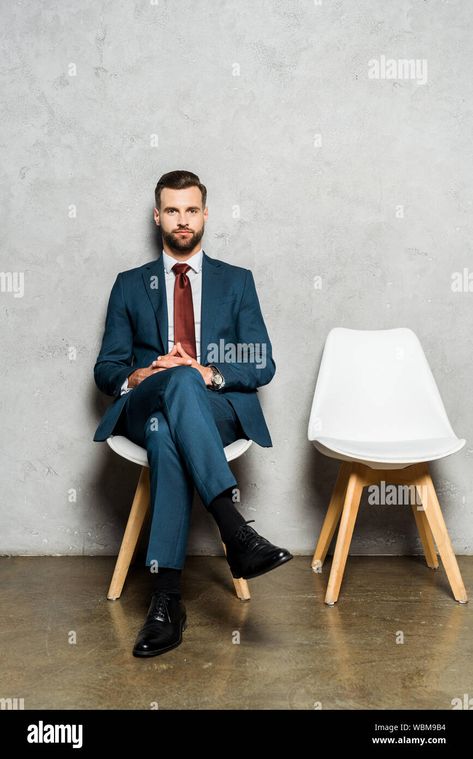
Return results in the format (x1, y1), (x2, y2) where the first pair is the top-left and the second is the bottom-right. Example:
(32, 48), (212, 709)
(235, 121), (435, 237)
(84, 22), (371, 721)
(190, 209), (197, 214)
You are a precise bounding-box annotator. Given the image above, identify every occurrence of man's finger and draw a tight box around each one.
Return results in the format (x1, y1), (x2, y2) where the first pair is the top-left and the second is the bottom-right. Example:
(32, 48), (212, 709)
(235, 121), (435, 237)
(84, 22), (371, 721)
(168, 356), (193, 365)
(176, 341), (191, 359)
(156, 358), (192, 368)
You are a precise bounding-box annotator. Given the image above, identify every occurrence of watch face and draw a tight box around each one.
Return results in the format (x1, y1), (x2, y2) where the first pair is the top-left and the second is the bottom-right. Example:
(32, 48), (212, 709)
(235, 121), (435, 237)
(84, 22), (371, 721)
(213, 372), (223, 385)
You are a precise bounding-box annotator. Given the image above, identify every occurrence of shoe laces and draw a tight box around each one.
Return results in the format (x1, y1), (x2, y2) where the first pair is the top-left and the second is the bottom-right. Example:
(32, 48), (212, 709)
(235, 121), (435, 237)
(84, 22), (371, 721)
(150, 592), (171, 622)
(233, 520), (268, 551)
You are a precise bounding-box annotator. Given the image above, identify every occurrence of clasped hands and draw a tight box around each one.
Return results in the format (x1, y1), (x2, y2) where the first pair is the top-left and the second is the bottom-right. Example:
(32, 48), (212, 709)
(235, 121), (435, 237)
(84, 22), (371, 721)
(127, 342), (213, 388)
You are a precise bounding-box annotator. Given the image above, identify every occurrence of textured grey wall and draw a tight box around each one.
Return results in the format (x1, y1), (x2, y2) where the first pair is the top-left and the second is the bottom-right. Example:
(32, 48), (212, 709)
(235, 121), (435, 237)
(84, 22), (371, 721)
(1, 0), (472, 560)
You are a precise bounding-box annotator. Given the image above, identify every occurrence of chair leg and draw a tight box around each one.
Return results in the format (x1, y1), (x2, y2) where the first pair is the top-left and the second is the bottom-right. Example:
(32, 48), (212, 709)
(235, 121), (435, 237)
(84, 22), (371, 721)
(232, 577), (251, 601)
(311, 462), (351, 571)
(325, 465), (364, 605)
(414, 465), (467, 603)
(221, 541), (251, 600)
(411, 497), (439, 569)
(107, 467), (150, 601)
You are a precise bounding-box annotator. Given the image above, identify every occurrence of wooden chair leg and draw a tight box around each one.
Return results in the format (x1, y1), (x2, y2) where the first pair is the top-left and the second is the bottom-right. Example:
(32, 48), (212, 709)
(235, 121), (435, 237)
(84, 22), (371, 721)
(414, 465), (467, 603)
(411, 501), (439, 569)
(325, 465), (364, 605)
(107, 467), (150, 600)
(408, 463), (438, 568)
(311, 462), (351, 571)
(232, 576), (251, 601)
(221, 541), (250, 600)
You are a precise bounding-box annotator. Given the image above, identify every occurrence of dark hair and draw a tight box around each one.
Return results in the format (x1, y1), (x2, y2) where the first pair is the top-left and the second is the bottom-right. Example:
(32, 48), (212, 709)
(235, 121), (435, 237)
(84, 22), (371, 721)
(154, 170), (207, 209)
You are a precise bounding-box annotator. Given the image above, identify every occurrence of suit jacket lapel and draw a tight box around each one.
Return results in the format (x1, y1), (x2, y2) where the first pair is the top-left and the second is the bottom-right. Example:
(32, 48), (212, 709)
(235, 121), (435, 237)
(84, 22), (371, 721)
(141, 254), (168, 353)
(201, 252), (222, 362)
(141, 251), (222, 361)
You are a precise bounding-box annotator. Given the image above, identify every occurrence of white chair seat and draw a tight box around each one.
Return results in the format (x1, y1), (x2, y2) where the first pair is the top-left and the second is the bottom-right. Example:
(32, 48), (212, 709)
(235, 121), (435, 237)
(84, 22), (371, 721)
(308, 327), (466, 470)
(107, 434), (253, 467)
(314, 435), (465, 469)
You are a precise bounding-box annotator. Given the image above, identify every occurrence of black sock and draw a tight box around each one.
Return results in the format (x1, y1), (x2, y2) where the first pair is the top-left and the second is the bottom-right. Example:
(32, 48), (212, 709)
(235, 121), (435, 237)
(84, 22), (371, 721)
(208, 486), (247, 543)
(150, 567), (182, 597)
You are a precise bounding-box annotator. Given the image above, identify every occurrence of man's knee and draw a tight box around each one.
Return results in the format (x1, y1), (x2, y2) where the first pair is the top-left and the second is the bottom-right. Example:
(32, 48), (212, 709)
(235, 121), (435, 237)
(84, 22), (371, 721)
(165, 365), (204, 390)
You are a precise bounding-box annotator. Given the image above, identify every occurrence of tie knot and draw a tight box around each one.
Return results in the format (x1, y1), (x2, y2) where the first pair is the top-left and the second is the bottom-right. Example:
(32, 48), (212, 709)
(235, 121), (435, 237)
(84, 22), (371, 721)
(172, 263), (192, 277)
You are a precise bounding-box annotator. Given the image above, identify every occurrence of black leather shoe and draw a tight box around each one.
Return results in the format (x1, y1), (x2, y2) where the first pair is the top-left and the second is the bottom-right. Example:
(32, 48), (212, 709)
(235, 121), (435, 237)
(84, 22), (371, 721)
(224, 520), (293, 580)
(133, 591), (187, 658)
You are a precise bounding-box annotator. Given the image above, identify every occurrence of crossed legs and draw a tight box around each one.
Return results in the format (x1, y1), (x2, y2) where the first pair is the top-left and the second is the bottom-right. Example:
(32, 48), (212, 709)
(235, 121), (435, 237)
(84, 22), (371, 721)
(119, 365), (244, 570)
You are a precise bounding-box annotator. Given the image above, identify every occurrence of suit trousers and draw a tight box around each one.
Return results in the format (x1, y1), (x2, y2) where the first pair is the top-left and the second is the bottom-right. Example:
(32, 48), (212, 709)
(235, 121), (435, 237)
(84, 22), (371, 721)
(117, 365), (245, 569)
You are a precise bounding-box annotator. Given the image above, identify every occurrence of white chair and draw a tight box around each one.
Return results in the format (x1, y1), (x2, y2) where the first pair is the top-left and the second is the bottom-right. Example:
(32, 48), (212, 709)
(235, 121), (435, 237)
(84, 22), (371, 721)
(106, 435), (253, 602)
(308, 327), (467, 605)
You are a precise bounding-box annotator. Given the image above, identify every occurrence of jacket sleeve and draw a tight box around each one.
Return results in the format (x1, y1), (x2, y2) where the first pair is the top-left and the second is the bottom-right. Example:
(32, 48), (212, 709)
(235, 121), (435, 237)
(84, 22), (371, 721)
(209, 269), (276, 391)
(94, 273), (135, 397)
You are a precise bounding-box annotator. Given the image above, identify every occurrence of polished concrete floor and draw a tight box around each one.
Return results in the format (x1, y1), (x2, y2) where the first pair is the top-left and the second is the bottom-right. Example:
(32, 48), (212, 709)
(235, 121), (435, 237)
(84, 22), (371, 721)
(1, 555), (472, 710)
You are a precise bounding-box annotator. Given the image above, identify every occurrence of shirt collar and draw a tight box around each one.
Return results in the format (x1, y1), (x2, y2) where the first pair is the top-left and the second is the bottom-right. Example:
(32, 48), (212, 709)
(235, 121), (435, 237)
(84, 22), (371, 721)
(163, 248), (203, 275)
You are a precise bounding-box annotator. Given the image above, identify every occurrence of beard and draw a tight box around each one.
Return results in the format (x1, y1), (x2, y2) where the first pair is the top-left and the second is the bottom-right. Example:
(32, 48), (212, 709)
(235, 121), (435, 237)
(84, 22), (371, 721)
(161, 224), (205, 252)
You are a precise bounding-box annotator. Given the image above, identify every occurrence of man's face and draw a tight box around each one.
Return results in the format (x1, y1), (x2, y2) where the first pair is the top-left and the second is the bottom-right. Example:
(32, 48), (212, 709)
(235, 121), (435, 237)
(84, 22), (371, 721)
(154, 186), (208, 253)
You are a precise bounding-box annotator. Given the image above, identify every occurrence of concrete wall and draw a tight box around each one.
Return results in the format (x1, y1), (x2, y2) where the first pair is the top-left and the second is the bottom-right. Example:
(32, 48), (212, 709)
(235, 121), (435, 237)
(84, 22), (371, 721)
(1, 0), (472, 559)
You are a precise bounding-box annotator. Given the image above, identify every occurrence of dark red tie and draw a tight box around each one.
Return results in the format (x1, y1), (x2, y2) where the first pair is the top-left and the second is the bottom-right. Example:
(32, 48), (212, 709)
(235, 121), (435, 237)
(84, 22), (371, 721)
(172, 263), (197, 359)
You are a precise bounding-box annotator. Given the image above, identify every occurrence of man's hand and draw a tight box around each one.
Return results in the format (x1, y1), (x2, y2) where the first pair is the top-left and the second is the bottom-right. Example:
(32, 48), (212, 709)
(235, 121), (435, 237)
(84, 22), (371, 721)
(172, 342), (213, 386)
(127, 345), (193, 388)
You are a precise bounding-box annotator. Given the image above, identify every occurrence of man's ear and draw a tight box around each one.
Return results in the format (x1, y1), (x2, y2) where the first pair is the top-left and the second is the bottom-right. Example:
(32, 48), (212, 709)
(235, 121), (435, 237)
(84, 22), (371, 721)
(153, 207), (160, 226)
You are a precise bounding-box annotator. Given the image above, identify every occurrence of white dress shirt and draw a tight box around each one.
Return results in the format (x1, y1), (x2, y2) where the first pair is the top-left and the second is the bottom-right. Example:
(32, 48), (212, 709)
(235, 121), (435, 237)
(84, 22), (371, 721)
(120, 248), (203, 395)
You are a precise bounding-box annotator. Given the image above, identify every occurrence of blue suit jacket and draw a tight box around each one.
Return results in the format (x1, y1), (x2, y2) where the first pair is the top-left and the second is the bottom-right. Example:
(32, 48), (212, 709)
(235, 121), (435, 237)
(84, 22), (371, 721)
(93, 252), (276, 447)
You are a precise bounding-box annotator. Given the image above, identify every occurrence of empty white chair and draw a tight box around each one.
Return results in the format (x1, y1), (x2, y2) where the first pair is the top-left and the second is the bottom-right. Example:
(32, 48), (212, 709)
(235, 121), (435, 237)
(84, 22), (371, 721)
(309, 327), (467, 605)
(106, 435), (253, 602)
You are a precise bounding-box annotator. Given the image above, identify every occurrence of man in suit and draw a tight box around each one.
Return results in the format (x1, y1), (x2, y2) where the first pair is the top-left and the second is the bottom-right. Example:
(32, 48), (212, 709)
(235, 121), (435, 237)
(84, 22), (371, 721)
(94, 170), (292, 657)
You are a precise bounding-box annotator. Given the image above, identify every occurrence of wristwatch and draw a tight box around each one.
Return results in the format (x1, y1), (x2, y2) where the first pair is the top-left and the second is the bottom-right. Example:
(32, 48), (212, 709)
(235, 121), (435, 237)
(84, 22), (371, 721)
(208, 364), (225, 390)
